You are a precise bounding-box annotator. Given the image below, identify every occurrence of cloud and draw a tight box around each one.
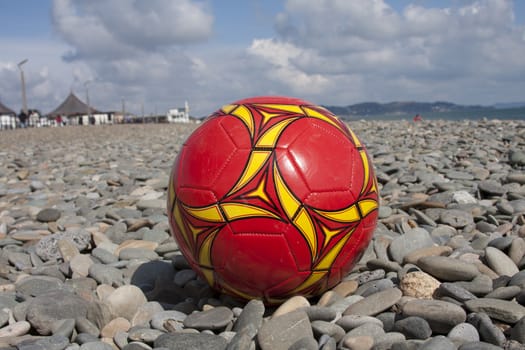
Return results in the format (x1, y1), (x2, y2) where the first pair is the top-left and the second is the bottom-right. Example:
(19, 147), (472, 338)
(53, 0), (213, 61)
(249, 0), (525, 105)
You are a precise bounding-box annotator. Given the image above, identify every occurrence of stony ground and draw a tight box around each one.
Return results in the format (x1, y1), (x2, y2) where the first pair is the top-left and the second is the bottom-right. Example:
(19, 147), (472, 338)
(1, 120), (525, 350)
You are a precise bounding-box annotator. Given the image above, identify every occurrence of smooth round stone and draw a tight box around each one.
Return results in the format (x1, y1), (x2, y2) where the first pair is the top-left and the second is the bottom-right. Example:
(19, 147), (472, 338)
(75, 317), (100, 337)
(388, 228), (435, 264)
(336, 315), (384, 331)
(328, 295), (363, 314)
(487, 236), (513, 250)
(403, 245), (452, 265)
(69, 254), (94, 277)
(346, 322), (385, 339)
(378, 206), (393, 219)
(341, 335), (374, 350)
(509, 271), (525, 288)
(357, 278), (395, 297)
(15, 275), (65, 298)
(446, 171), (474, 181)
(303, 306), (337, 322)
(26, 290), (89, 335)
(257, 311), (313, 350)
(393, 316), (432, 340)
(510, 199), (525, 212)
(232, 299), (264, 333)
(399, 271), (441, 299)
(464, 298), (525, 323)
(91, 247), (118, 264)
(439, 209), (474, 228)
(454, 274), (494, 296)
(485, 285), (521, 300)
(36, 208), (61, 222)
(484, 246), (519, 277)
(343, 288), (402, 316)
(51, 318), (75, 338)
(271, 295), (309, 318)
(0, 320), (31, 337)
(7, 251), (32, 270)
(332, 280), (358, 297)
(509, 238), (525, 264)
(402, 299), (466, 333)
(507, 173), (525, 184)
(183, 306), (234, 331)
(128, 327), (164, 343)
(105, 285), (148, 321)
(447, 322), (480, 344)
(88, 264), (124, 286)
(311, 320), (346, 342)
(366, 259), (402, 274)
(478, 180), (507, 196)
(130, 301), (164, 327)
(409, 208), (437, 227)
(417, 256), (480, 281)
(118, 247), (159, 261)
(100, 317), (131, 338)
(437, 283), (477, 302)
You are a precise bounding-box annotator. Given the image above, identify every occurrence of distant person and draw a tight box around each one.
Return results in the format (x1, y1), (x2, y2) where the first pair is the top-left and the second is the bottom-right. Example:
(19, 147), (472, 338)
(18, 110), (28, 128)
(56, 115), (62, 126)
(413, 114), (423, 122)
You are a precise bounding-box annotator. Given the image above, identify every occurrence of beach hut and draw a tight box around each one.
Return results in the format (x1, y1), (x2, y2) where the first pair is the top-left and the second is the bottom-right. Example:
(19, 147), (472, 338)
(48, 92), (110, 125)
(0, 100), (17, 129)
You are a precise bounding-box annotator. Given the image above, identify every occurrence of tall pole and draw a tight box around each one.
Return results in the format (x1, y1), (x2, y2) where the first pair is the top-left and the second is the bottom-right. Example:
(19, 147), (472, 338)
(17, 59), (28, 115)
(122, 98), (126, 122)
(84, 80), (92, 123)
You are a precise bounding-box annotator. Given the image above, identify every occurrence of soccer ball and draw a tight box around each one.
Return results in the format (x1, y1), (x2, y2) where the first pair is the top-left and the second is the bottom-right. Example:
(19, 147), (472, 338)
(167, 96), (378, 304)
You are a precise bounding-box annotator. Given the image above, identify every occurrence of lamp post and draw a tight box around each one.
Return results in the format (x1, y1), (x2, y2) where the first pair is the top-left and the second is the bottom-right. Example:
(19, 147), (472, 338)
(17, 59), (28, 115)
(84, 80), (92, 123)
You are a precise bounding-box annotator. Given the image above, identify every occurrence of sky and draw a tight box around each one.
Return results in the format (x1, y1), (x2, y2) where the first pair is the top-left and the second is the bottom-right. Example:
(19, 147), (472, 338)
(1, 0), (525, 117)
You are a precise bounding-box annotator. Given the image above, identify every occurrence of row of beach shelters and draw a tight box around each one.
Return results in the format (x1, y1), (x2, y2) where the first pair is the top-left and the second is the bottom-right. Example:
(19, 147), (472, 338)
(0, 100), (17, 129)
(49, 92), (112, 125)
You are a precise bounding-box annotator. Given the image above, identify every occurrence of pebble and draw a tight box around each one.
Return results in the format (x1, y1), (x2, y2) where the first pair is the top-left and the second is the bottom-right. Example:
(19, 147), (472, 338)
(485, 246), (520, 277)
(343, 288), (402, 316)
(464, 298), (525, 323)
(448, 322), (480, 344)
(1, 122), (525, 349)
(417, 256), (480, 281)
(182, 306), (234, 330)
(388, 228), (435, 263)
(401, 299), (467, 333)
(399, 271), (441, 299)
(257, 310), (313, 350)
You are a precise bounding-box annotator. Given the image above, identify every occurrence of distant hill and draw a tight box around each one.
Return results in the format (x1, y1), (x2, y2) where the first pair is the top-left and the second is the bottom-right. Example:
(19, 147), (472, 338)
(493, 102), (525, 109)
(322, 101), (490, 118)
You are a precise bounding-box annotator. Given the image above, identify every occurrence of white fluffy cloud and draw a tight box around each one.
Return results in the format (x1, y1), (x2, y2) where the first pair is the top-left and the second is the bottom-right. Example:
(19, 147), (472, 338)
(250, 0), (525, 105)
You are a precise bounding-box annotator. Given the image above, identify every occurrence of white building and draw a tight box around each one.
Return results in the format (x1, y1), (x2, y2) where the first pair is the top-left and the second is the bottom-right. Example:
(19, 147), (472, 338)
(167, 101), (190, 123)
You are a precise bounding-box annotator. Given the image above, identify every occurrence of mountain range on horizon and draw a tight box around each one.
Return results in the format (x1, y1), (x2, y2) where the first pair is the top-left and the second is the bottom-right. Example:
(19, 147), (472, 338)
(322, 101), (525, 117)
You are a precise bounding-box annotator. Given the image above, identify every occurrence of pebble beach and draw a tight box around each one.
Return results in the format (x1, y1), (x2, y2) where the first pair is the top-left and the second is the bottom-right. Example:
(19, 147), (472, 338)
(1, 119), (525, 350)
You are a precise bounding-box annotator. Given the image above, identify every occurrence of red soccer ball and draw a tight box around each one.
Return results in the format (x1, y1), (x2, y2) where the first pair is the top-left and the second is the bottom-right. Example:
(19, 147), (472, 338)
(167, 96), (378, 304)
